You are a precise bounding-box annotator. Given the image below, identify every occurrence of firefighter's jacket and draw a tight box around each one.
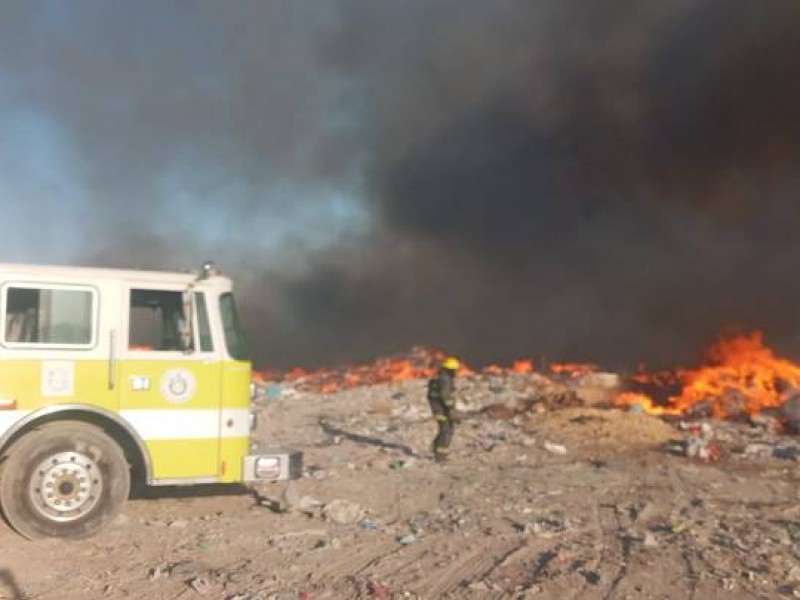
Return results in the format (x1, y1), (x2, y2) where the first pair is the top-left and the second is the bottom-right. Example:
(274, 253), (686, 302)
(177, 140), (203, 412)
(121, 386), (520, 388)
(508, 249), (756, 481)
(428, 369), (456, 411)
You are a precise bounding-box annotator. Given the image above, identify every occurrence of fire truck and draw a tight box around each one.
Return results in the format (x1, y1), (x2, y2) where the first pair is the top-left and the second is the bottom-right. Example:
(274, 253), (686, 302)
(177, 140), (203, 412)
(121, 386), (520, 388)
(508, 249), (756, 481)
(0, 262), (301, 539)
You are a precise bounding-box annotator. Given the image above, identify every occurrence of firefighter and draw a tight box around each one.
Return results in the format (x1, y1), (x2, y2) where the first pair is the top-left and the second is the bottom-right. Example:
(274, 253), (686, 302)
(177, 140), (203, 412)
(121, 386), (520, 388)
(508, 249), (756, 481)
(428, 356), (461, 462)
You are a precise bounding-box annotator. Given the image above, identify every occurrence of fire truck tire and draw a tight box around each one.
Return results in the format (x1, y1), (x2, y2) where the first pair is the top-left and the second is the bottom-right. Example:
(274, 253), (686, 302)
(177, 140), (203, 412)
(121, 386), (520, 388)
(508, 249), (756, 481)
(0, 421), (130, 540)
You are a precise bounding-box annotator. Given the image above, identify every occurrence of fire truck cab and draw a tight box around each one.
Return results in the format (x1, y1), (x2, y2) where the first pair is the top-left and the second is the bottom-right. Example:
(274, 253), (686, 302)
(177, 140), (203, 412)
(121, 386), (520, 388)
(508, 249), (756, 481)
(0, 261), (301, 539)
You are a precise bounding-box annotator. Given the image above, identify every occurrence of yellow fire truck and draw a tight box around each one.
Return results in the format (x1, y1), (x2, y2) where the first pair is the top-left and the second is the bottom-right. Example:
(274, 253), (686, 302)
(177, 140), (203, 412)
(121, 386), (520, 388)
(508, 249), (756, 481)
(0, 262), (300, 539)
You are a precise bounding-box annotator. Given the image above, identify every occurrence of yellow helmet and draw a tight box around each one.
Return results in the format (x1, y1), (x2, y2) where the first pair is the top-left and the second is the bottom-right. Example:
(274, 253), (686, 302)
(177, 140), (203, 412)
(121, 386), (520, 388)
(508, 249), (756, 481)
(442, 357), (460, 371)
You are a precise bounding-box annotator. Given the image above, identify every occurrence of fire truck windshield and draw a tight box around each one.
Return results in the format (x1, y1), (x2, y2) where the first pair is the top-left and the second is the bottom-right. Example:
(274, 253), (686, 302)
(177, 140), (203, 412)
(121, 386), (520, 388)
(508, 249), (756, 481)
(219, 293), (248, 361)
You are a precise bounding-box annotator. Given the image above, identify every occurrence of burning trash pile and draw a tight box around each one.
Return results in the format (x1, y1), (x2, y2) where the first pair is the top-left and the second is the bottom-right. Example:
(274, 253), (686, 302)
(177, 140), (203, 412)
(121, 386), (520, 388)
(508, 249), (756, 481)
(614, 331), (800, 427)
(258, 330), (800, 426)
(254, 330), (800, 466)
(614, 331), (800, 462)
(253, 346), (613, 410)
(254, 347), (448, 396)
(254, 347), (561, 396)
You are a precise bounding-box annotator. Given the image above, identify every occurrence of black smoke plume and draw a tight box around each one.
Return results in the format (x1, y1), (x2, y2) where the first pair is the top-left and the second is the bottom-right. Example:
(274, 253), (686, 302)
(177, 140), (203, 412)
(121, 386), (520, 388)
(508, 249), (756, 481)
(2, 1), (800, 369)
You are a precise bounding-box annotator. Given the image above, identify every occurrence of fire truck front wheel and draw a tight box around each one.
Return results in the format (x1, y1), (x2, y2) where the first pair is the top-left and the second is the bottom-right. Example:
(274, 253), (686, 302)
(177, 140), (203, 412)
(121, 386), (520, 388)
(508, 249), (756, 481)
(0, 421), (131, 539)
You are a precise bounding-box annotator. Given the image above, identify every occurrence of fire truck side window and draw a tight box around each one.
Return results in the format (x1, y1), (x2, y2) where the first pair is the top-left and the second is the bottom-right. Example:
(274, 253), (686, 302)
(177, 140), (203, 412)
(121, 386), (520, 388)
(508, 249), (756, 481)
(129, 289), (189, 352)
(3, 286), (94, 345)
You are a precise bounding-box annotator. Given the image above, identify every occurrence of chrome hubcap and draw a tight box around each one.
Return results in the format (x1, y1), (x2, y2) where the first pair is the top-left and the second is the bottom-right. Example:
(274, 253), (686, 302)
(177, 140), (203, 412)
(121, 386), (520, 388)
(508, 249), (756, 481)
(30, 452), (102, 522)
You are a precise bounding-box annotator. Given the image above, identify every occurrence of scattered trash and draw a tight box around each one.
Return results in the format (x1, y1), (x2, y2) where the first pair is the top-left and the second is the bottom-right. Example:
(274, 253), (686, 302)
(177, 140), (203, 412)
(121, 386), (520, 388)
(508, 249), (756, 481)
(743, 443), (773, 458)
(148, 564), (168, 581)
(543, 441), (567, 455)
(576, 372), (621, 389)
(475, 436), (495, 452)
(397, 533), (416, 545)
(773, 445), (800, 461)
(322, 499), (366, 525)
(226, 572), (242, 584)
(750, 412), (783, 434)
(671, 522), (690, 535)
(169, 561), (206, 578)
(273, 485), (324, 515)
(188, 576), (211, 595)
(408, 512), (431, 534)
(361, 518), (381, 530)
(367, 579), (391, 598)
(644, 532), (659, 547)
(681, 422), (720, 461)
(627, 403), (644, 415)
(265, 382), (283, 399)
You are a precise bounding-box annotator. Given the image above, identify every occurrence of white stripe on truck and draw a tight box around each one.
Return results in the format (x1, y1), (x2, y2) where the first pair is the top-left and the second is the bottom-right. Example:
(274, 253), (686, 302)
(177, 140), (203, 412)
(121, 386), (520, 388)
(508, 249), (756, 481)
(0, 409), (250, 442)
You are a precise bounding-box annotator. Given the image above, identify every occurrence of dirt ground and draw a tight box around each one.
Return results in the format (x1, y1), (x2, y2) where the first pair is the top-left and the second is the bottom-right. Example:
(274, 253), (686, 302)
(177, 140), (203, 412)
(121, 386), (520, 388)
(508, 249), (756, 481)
(2, 375), (800, 599)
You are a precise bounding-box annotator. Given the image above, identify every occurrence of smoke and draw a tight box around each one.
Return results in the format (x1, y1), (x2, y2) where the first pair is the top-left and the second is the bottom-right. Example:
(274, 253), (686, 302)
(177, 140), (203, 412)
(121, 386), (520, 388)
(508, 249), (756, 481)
(1, 1), (800, 368)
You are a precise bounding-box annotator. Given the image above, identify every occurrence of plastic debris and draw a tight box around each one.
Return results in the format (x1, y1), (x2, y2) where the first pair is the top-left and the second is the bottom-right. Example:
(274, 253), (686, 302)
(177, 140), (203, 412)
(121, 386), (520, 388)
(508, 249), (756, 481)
(397, 533), (416, 545)
(681, 422), (720, 461)
(367, 579), (391, 598)
(322, 499), (365, 525)
(188, 576), (211, 595)
(361, 518), (381, 530)
(671, 522), (690, 535)
(543, 441), (568, 455)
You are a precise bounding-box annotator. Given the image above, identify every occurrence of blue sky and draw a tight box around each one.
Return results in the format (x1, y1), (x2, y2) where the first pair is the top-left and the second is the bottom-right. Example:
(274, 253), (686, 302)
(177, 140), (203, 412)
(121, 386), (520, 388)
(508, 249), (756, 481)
(0, 107), (91, 262)
(0, 2), (369, 271)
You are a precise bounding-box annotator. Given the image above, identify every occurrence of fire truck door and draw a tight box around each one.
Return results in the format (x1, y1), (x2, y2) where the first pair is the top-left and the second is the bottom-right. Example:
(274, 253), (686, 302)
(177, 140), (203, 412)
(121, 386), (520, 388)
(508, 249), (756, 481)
(118, 287), (222, 481)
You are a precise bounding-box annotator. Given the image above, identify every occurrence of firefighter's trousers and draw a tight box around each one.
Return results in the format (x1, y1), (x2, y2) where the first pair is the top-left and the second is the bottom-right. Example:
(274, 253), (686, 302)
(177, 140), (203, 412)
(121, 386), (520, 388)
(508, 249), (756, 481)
(428, 397), (455, 459)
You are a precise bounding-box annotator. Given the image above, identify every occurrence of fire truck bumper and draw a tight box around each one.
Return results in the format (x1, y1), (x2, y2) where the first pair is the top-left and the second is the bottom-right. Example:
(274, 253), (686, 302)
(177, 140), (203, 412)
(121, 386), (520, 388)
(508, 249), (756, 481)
(243, 449), (303, 482)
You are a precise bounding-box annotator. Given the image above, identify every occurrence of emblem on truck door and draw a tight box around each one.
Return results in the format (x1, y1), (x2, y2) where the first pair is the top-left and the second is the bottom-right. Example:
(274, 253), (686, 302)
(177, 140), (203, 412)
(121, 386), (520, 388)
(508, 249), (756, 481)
(160, 368), (196, 403)
(42, 361), (75, 397)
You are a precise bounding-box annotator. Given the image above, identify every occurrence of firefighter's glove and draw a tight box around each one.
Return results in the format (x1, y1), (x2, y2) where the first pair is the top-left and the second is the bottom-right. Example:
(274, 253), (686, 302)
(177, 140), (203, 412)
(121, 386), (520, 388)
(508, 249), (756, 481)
(449, 409), (463, 423)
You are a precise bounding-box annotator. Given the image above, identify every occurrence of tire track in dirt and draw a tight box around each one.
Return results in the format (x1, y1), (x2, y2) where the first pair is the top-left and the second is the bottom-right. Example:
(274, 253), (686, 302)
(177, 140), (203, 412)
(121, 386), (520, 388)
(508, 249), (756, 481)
(667, 466), (703, 600)
(561, 499), (613, 600)
(410, 540), (514, 597)
(246, 540), (400, 599)
(310, 540), (397, 583)
(471, 540), (529, 583)
(515, 543), (566, 594)
(679, 547), (700, 600)
(575, 462), (701, 600)
(357, 534), (439, 585)
(600, 503), (632, 600)
(470, 535), (575, 597)
(590, 467), (677, 600)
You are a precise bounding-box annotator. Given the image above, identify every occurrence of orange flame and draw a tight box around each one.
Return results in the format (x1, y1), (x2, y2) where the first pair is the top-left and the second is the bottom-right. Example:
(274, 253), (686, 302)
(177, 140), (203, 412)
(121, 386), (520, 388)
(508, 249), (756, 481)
(512, 359), (534, 374)
(256, 347), (546, 394)
(550, 362), (598, 378)
(257, 332), (799, 420)
(257, 347), (621, 395)
(615, 392), (682, 416)
(616, 331), (800, 418)
(255, 348), (447, 393)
